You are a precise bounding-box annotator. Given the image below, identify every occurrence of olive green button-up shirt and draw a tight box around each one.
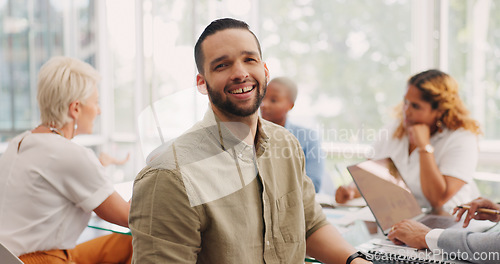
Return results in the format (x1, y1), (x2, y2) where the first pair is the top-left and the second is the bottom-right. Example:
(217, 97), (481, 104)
(130, 109), (329, 263)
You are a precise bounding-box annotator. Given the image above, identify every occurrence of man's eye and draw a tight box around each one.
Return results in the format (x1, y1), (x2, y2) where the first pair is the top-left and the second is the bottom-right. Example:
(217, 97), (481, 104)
(214, 64), (226, 70)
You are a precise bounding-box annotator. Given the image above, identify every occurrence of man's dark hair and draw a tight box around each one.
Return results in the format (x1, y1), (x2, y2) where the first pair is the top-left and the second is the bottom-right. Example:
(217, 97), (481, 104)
(194, 18), (262, 74)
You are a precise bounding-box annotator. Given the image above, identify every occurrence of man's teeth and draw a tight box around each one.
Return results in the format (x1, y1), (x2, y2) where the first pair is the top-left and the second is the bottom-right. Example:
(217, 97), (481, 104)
(229, 86), (253, 94)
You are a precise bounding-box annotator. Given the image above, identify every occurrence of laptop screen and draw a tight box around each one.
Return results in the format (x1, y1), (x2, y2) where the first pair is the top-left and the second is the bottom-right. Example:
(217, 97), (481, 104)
(0, 243), (23, 264)
(347, 158), (422, 232)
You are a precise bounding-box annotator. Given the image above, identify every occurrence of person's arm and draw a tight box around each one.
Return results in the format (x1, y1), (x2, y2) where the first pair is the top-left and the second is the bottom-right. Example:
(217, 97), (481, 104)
(453, 197), (500, 227)
(388, 219), (500, 264)
(418, 151), (466, 208)
(408, 125), (466, 208)
(93, 191), (130, 227)
(306, 225), (371, 264)
(304, 130), (324, 193)
(335, 183), (361, 204)
(438, 230), (500, 264)
(129, 168), (202, 264)
(99, 152), (130, 166)
(387, 219), (431, 249)
(300, 142), (369, 264)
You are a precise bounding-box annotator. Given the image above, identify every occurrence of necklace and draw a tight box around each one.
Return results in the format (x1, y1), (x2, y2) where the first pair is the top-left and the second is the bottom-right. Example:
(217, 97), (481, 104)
(40, 124), (65, 137)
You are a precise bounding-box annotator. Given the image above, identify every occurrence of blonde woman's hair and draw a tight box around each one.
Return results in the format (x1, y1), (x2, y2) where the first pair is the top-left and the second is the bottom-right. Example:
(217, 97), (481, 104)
(393, 69), (481, 139)
(37, 56), (101, 128)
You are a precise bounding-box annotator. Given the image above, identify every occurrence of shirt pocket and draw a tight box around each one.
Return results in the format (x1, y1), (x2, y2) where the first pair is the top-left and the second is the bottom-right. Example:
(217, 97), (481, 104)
(277, 189), (305, 243)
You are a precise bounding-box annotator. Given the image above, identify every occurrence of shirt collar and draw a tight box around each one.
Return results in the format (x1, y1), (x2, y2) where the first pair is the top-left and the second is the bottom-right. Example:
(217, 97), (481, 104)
(430, 126), (448, 142)
(255, 117), (270, 157)
(201, 108), (269, 158)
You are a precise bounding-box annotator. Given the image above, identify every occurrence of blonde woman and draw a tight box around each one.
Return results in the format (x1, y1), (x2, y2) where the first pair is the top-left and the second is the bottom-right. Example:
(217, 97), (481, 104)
(0, 57), (131, 263)
(336, 69), (481, 212)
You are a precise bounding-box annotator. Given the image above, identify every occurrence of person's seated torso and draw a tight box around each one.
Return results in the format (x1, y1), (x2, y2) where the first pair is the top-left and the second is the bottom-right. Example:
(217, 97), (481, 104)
(133, 110), (327, 263)
(284, 121), (324, 192)
(0, 131), (113, 256)
(372, 122), (479, 211)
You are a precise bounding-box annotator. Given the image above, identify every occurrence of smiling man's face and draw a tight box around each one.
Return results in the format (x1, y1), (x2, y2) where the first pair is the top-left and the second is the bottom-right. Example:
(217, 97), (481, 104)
(197, 28), (269, 119)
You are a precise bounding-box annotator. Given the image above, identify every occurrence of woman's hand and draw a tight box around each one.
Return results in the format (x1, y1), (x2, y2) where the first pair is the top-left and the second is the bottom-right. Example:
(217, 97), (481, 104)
(335, 185), (356, 204)
(99, 152), (130, 167)
(407, 124), (431, 149)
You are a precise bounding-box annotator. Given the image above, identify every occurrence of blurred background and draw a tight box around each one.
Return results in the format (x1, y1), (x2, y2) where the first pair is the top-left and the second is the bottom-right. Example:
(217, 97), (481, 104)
(1, 0), (500, 200)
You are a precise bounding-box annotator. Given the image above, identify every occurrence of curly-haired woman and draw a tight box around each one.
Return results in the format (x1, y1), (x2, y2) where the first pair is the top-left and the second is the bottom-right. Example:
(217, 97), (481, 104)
(336, 69), (481, 212)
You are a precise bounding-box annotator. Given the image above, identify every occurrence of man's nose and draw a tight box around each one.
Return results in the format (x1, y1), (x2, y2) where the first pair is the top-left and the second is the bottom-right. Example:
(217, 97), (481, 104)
(231, 62), (249, 81)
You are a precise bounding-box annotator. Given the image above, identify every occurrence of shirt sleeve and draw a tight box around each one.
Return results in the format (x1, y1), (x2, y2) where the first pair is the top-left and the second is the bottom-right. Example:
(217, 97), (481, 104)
(425, 228), (444, 252)
(129, 168), (203, 264)
(437, 229), (500, 264)
(436, 130), (478, 183)
(298, 138), (329, 238)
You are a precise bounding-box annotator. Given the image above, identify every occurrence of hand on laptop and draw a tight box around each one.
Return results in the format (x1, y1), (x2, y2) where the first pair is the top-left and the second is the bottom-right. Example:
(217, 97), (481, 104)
(453, 197), (500, 228)
(387, 219), (431, 249)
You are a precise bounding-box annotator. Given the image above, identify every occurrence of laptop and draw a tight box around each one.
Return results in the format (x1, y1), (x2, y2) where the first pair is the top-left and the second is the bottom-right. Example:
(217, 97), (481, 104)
(0, 243), (23, 264)
(347, 158), (458, 235)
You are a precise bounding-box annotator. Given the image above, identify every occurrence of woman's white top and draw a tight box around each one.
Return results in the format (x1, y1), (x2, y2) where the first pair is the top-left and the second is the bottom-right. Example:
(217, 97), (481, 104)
(371, 122), (479, 211)
(0, 131), (114, 256)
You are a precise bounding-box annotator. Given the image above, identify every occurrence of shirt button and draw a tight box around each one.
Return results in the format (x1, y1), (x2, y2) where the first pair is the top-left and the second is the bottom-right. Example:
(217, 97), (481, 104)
(238, 153), (243, 158)
(266, 241), (270, 246)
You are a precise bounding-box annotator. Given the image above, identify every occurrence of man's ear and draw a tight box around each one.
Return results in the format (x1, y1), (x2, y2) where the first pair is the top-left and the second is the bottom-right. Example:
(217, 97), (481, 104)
(196, 74), (208, 95)
(68, 100), (81, 119)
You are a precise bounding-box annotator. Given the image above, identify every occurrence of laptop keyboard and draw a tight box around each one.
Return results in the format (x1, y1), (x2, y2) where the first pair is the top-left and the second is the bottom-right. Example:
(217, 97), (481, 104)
(366, 249), (458, 264)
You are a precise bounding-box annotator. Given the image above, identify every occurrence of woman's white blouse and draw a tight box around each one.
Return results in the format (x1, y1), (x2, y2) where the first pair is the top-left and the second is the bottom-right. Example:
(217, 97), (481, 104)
(371, 122), (479, 211)
(0, 131), (114, 256)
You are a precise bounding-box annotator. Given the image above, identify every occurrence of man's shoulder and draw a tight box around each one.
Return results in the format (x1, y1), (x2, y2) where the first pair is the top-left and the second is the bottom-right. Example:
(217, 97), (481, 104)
(259, 118), (303, 150)
(142, 121), (228, 173)
(260, 118), (298, 140)
(261, 118), (293, 134)
(144, 125), (209, 165)
(441, 127), (477, 140)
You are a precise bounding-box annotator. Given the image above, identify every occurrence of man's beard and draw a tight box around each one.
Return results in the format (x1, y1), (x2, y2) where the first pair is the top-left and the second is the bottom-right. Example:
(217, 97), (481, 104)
(206, 81), (267, 117)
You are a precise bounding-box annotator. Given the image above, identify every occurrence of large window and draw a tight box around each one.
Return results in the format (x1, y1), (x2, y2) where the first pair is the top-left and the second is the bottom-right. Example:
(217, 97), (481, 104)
(443, 0), (500, 174)
(0, 0), (97, 142)
(2, 0), (500, 186)
(260, 0), (411, 147)
(103, 0), (262, 179)
(447, 0), (500, 140)
(101, 0), (500, 185)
